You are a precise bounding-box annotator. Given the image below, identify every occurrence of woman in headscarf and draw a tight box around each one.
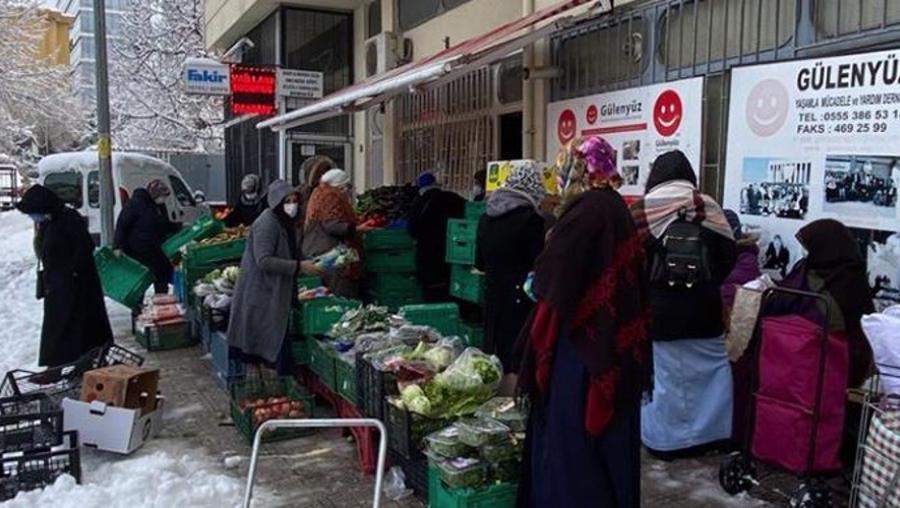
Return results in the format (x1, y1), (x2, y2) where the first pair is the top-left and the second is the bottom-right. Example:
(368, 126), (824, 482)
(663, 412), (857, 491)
(476, 161), (547, 385)
(721, 210), (762, 310)
(228, 180), (321, 375)
(225, 174), (267, 227)
(631, 150), (737, 457)
(517, 136), (652, 508)
(16, 185), (113, 367)
(302, 169), (365, 298)
(299, 156), (335, 220)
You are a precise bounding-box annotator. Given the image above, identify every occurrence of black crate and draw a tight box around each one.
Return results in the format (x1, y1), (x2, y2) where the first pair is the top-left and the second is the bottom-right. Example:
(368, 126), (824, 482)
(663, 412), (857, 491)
(95, 344), (145, 368)
(383, 399), (451, 461)
(389, 450), (429, 498)
(0, 393), (63, 454)
(0, 431), (81, 501)
(355, 353), (398, 421)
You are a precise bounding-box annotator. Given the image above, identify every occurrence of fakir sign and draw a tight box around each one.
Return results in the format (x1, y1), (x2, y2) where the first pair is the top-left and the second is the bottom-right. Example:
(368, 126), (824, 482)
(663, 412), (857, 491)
(182, 58), (230, 96)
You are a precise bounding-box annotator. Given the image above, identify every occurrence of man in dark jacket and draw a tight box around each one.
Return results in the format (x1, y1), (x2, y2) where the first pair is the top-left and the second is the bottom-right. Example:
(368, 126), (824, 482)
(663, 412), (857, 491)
(114, 180), (180, 293)
(225, 174), (267, 227)
(16, 185), (113, 367)
(407, 172), (465, 302)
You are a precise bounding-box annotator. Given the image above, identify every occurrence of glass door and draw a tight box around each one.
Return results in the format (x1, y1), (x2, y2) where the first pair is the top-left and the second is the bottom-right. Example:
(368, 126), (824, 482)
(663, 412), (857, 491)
(288, 140), (351, 187)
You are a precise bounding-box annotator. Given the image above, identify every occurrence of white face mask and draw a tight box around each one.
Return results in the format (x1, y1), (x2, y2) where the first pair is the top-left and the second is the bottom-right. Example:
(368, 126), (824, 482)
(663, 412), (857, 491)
(283, 203), (299, 218)
(244, 192), (258, 201)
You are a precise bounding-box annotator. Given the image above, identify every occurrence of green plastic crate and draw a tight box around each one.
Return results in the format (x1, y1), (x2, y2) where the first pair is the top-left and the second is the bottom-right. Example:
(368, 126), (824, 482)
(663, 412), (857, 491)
(365, 248), (416, 273)
(458, 321), (484, 349)
(367, 272), (420, 295)
(367, 289), (424, 311)
(363, 229), (415, 251)
(289, 308), (302, 336)
(309, 340), (336, 389)
(445, 219), (478, 265)
(94, 247), (154, 309)
(428, 467), (516, 508)
(335, 357), (357, 405)
(297, 297), (361, 337)
(296, 276), (323, 291)
(135, 321), (195, 351)
(465, 201), (487, 221)
(162, 215), (223, 259)
(291, 337), (310, 366)
(185, 237), (246, 268)
(400, 303), (460, 337)
(230, 376), (316, 444)
(450, 265), (485, 305)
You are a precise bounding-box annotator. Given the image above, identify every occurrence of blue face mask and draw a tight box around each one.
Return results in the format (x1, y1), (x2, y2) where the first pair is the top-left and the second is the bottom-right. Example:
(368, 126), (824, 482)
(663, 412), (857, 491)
(28, 213), (51, 223)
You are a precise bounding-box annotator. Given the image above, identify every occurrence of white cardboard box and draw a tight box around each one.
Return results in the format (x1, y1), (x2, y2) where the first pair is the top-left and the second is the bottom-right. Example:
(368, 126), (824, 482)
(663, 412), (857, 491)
(62, 396), (165, 454)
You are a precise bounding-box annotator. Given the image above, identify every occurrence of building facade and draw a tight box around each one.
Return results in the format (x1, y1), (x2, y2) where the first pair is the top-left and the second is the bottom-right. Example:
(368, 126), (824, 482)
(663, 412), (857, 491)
(53, 0), (127, 100)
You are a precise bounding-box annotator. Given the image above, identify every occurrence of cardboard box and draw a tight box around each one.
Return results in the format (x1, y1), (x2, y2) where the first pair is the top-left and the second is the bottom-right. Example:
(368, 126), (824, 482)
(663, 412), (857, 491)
(62, 396), (164, 454)
(81, 365), (160, 415)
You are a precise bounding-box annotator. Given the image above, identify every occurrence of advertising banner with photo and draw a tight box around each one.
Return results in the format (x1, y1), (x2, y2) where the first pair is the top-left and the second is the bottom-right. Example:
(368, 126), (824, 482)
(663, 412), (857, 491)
(723, 49), (900, 305)
(546, 77), (704, 196)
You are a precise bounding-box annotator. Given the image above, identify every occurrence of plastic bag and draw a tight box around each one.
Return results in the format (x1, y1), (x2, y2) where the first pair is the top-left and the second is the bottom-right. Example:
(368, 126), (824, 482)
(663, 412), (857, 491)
(436, 348), (503, 391)
(390, 324), (441, 345)
(383, 466), (413, 501)
(313, 244), (360, 272)
(862, 311), (900, 395)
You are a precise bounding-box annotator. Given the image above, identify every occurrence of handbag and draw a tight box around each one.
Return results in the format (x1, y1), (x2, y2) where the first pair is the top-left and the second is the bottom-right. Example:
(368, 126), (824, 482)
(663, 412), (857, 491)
(36, 259), (45, 300)
(857, 403), (900, 508)
(725, 286), (763, 362)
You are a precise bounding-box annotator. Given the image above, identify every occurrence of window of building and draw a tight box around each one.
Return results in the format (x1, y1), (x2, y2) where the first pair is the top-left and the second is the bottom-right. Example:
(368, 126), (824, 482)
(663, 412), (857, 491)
(168, 176), (195, 207)
(397, 0), (472, 31)
(79, 10), (93, 32)
(76, 61), (96, 86)
(496, 55), (523, 105)
(72, 36), (95, 62)
(814, 0), (900, 40)
(368, 0), (382, 38)
(88, 171), (100, 208)
(44, 172), (83, 208)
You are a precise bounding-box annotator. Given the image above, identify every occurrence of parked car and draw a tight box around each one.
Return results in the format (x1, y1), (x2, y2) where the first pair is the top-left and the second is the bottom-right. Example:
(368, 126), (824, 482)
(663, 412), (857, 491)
(35, 151), (209, 238)
(0, 164), (18, 211)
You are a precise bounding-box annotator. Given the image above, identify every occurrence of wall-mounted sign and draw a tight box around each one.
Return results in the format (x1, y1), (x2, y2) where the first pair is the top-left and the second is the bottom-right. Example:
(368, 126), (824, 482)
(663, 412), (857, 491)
(230, 64), (277, 116)
(277, 69), (324, 99)
(183, 58), (230, 96)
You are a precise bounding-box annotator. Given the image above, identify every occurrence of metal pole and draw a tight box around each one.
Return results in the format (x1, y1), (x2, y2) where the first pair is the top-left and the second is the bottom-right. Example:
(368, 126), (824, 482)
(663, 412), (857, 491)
(93, 0), (115, 246)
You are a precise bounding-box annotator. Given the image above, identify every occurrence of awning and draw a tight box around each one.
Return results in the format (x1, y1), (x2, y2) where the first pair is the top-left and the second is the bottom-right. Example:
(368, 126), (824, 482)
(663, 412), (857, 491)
(257, 0), (611, 131)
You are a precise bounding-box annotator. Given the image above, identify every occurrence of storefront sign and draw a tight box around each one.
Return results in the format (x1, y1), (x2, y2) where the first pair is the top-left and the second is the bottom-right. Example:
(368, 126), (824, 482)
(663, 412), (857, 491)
(182, 58), (230, 96)
(229, 64), (277, 116)
(486, 160), (558, 195)
(723, 49), (900, 295)
(277, 69), (324, 99)
(545, 77), (704, 196)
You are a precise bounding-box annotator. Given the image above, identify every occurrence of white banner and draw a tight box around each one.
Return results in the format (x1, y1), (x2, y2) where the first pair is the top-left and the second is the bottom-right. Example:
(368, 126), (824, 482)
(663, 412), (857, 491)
(546, 77), (704, 195)
(182, 58), (230, 96)
(277, 69), (324, 99)
(724, 49), (900, 296)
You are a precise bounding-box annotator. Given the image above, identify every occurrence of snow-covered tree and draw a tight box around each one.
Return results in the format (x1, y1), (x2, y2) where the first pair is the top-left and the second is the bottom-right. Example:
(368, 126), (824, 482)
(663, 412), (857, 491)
(0, 0), (89, 168)
(110, 0), (224, 152)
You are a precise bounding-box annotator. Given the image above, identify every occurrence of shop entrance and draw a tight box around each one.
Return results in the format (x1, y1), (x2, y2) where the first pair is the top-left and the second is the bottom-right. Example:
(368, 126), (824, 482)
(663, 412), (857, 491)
(498, 112), (523, 161)
(288, 140), (352, 187)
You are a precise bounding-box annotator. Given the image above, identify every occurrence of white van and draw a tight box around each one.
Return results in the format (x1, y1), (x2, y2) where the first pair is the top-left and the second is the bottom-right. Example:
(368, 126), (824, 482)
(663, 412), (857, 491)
(37, 151), (209, 238)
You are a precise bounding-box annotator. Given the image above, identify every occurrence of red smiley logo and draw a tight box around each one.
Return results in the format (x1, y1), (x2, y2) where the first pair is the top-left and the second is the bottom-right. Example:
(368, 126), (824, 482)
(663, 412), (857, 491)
(557, 109), (577, 145)
(653, 90), (683, 137)
(586, 105), (598, 125)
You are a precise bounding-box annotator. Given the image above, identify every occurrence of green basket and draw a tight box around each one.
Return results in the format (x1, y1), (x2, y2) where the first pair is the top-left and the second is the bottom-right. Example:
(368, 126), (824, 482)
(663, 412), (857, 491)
(366, 272), (420, 295)
(399, 303), (460, 337)
(445, 219), (478, 265)
(297, 297), (361, 337)
(230, 376), (316, 444)
(309, 340), (336, 389)
(367, 289), (424, 311)
(365, 248), (416, 273)
(464, 201), (487, 221)
(135, 321), (195, 351)
(162, 215), (223, 259)
(428, 467), (516, 508)
(458, 321), (484, 349)
(291, 337), (310, 366)
(363, 229), (415, 251)
(335, 357), (357, 405)
(94, 247), (154, 309)
(296, 276), (323, 291)
(450, 265), (485, 305)
(185, 237), (246, 268)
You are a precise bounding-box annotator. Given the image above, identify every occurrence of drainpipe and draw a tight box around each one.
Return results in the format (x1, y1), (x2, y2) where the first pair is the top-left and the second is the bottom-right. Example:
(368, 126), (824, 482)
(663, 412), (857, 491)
(522, 0), (535, 159)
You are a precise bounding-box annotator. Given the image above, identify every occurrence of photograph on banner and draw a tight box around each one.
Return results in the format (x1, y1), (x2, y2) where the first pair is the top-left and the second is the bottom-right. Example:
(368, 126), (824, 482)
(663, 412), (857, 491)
(739, 218), (804, 280)
(739, 157), (812, 220)
(546, 77), (704, 196)
(867, 229), (900, 309)
(823, 154), (899, 219)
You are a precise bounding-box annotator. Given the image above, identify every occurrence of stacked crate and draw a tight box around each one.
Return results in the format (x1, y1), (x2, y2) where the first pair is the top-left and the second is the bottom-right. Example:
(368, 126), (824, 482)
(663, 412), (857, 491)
(446, 202), (487, 347)
(363, 229), (423, 310)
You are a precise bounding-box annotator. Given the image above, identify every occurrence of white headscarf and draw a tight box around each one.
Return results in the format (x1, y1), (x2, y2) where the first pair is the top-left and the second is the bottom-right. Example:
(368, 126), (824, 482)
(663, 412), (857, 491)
(320, 168), (350, 188)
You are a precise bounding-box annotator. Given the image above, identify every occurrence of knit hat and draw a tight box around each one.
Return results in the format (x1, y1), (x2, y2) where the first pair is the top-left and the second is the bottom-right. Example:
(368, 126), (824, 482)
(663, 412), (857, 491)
(505, 161), (547, 204)
(416, 172), (437, 189)
(724, 209), (743, 239)
(321, 168), (351, 188)
(147, 179), (171, 200)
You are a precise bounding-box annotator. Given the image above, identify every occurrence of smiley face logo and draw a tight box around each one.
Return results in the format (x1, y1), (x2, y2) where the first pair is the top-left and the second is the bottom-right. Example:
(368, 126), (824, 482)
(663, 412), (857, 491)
(653, 90), (683, 137)
(557, 109), (577, 145)
(586, 105), (598, 125)
(745, 79), (789, 137)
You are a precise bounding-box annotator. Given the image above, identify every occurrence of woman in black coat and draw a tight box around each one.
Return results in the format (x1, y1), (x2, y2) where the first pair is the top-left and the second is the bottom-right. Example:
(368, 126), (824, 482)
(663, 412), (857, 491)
(113, 180), (180, 293)
(16, 185), (114, 367)
(476, 162), (547, 377)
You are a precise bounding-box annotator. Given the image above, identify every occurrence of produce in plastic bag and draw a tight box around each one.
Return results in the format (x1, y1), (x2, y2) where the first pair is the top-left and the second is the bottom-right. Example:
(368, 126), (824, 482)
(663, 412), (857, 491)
(456, 417), (511, 448)
(425, 425), (475, 458)
(480, 437), (522, 464)
(436, 457), (487, 489)
(490, 459), (520, 483)
(383, 466), (413, 501)
(331, 305), (393, 338)
(365, 344), (412, 371)
(475, 397), (528, 432)
(390, 324), (441, 345)
(313, 244), (360, 272)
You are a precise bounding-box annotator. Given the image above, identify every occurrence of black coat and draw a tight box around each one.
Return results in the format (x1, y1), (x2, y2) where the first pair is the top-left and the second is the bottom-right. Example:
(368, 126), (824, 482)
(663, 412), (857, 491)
(476, 206), (545, 373)
(17, 185), (113, 367)
(407, 188), (465, 288)
(225, 196), (267, 227)
(113, 189), (179, 284)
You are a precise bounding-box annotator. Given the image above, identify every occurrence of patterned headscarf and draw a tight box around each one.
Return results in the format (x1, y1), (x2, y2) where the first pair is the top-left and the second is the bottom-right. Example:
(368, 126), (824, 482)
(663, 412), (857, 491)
(505, 160), (547, 204)
(146, 179), (171, 200)
(554, 135), (620, 210)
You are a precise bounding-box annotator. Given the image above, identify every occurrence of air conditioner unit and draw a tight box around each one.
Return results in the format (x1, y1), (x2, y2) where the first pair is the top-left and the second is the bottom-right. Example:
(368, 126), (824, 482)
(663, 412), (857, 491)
(365, 32), (407, 78)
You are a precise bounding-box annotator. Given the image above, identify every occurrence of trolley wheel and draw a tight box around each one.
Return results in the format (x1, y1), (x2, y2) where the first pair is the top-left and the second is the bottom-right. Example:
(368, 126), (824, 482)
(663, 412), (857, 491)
(790, 480), (832, 508)
(719, 453), (756, 495)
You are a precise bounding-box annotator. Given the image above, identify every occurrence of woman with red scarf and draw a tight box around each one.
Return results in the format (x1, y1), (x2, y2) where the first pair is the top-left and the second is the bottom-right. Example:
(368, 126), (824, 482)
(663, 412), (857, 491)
(517, 137), (652, 508)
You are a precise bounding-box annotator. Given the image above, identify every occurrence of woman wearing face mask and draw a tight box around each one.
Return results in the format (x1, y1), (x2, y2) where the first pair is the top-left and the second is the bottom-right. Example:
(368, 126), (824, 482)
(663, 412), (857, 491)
(225, 174), (267, 227)
(228, 180), (321, 375)
(303, 169), (370, 298)
(16, 185), (114, 367)
(113, 179), (180, 294)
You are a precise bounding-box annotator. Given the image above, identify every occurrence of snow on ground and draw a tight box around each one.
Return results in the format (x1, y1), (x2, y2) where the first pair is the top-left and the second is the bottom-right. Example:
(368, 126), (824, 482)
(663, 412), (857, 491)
(645, 459), (771, 507)
(0, 211), (44, 375)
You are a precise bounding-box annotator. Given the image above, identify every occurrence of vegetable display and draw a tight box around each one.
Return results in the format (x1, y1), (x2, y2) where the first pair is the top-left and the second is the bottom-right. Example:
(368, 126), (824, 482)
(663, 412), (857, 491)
(330, 305), (394, 338)
(356, 185), (418, 223)
(475, 397), (528, 433)
(197, 225), (249, 245)
(238, 397), (306, 426)
(456, 417), (511, 448)
(193, 266), (240, 311)
(435, 457), (488, 489)
(425, 425), (474, 459)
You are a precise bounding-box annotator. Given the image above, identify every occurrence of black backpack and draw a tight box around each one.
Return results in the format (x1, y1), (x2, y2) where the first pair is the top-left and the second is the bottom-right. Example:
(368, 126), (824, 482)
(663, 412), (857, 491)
(649, 210), (711, 289)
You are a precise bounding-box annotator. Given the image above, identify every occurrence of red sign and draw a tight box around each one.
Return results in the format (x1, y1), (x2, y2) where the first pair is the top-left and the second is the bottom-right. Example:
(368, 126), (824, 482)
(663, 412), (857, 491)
(652, 89), (683, 137)
(230, 64), (277, 116)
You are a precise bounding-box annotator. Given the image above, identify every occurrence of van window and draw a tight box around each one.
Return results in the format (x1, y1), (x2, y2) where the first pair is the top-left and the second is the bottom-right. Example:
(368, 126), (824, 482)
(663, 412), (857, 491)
(88, 171), (100, 208)
(168, 176), (195, 207)
(44, 171), (83, 208)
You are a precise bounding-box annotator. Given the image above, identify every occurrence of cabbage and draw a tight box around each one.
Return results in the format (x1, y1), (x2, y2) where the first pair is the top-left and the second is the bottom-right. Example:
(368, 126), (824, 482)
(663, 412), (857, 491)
(424, 346), (453, 371)
(401, 384), (425, 407)
(407, 395), (432, 415)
